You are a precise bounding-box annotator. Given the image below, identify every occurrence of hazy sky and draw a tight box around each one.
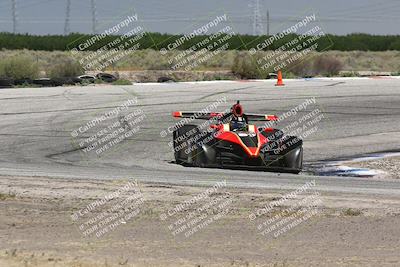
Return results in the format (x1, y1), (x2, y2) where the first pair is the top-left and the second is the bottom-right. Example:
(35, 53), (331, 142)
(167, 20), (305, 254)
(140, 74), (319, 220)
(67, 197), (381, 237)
(0, 0), (399, 35)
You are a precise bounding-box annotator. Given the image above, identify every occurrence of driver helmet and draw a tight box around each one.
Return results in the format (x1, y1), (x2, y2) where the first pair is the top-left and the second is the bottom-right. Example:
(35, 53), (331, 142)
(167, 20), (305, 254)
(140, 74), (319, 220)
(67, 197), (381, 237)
(230, 118), (247, 131)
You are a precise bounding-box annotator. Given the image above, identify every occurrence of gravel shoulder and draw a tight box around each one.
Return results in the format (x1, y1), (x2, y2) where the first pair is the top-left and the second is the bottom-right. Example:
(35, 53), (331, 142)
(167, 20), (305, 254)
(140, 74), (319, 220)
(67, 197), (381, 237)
(347, 156), (400, 179)
(1, 175), (400, 267)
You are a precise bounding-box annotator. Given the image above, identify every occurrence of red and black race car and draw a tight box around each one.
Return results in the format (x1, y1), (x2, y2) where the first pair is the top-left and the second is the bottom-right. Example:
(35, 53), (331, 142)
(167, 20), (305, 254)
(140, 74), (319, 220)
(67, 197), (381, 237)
(172, 101), (303, 174)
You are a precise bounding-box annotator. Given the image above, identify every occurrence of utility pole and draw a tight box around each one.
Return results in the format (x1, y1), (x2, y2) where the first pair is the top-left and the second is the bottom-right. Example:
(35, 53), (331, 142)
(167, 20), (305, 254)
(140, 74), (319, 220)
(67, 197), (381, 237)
(251, 0), (263, 35)
(266, 9), (270, 36)
(64, 0), (71, 35)
(90, 0), (98, 34)
(11, 0), (17, 34)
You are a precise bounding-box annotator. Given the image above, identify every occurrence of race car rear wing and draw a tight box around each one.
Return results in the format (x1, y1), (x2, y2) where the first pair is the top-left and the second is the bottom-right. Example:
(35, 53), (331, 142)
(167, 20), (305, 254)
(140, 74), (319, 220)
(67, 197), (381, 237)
(172, 101), (278, 122)
(245, 114), (279, 121)
(172, 111), (224, 120)
(172, 111), (278, 121)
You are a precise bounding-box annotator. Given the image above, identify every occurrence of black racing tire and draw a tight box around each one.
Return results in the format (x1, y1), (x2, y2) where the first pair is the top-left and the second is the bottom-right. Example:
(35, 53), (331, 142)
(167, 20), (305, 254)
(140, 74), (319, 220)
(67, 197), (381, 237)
(0, 78), (14, 88)
(53, 77), (83, 86)
(33, 78), (56, 87)
(173, 125), (205, 167)
(283, 146), (303, 174)
(14, 78), (32, 85)
(157, 76), (175, 83)
(78, 75), (96, 83)
(96, 73), (117, 83)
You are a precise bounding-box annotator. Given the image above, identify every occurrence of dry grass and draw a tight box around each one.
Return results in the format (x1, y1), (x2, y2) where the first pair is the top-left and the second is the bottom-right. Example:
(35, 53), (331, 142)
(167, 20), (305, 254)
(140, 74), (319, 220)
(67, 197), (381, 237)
(47, 58), (84, 78)
(0, 55), (39, 79)
(1, 49), (399, 79)
(0, 192), (16, 200)
(342, 208), (363, 216)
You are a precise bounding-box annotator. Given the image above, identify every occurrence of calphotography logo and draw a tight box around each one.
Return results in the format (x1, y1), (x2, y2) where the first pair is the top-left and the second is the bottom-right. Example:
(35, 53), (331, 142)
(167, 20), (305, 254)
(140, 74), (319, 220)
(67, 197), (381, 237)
(160, 96), (227, 138)
(260, 97), (325, 156)
(68, 11), (152, 72)
(159, 180), (233, 238)
(69, 97), (147, 157)
(71, 180), (144, 238)
(247, 12), (333, 76)
(249, 180), (322, 239)
(157, 13), (240, 73)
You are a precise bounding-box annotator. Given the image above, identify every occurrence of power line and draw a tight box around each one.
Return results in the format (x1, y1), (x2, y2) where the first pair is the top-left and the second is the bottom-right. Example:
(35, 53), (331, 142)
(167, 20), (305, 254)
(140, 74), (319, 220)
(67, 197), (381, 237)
(11, 0), (17, 33)
(328, 0), (398, 17)
(64, 0), (71, 35)
(266, 9), (269, 36)
(90, 0), (97, 34)
(251, 0), (263, 35)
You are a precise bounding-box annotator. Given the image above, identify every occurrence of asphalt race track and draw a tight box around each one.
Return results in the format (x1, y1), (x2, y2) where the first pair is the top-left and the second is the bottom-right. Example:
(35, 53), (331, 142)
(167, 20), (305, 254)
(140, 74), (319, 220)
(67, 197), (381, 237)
(0, 78), (399, 195)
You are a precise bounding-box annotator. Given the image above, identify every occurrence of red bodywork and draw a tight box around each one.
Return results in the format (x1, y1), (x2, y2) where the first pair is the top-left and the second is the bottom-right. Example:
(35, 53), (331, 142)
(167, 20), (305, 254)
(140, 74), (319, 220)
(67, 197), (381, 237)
(172, 104), (279, 158)
(212, 124), (273, 157)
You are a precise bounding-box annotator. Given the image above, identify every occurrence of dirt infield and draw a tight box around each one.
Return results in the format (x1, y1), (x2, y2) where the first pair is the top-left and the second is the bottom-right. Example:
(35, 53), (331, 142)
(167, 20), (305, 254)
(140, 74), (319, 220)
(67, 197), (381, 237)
(1, 175), (400, 267)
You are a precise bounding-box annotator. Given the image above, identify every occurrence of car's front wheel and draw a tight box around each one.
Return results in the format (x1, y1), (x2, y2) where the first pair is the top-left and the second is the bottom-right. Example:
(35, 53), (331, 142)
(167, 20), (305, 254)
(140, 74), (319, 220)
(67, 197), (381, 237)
(173, 125), (205, 166)
(283, 146), (303, 174)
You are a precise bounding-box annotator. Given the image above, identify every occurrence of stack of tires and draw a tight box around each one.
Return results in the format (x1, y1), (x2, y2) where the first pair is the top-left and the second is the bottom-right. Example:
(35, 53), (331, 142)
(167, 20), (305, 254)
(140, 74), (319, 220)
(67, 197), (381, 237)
(0, 73), (119, 89)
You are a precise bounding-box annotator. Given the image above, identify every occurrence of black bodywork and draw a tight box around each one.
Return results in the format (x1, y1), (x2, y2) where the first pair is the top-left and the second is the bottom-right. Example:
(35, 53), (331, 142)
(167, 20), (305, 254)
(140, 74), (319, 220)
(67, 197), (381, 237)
(173, 124), (303, 174)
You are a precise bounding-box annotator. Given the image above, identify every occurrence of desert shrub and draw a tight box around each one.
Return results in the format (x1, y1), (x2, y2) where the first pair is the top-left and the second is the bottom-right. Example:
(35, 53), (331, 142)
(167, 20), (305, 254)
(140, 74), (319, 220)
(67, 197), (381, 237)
(112, 79), (132, 85)
(313, 55), (343, 76)
(231, 53), (263, 79)
(0, 62), (4, 78)
(288, 58), (315, 77)
(342, 208), (362, 216)
(48, 58), (84, 78)
(0, 56), (39, 79)
(0, 192), (16, 200)
(280, 71), (298, 79)
(340, 71), (359, 77)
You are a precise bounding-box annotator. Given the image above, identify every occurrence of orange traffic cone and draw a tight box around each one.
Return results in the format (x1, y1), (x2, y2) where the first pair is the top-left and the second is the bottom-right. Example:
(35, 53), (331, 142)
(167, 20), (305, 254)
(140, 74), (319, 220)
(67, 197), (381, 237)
(275, 70), (285, 86)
